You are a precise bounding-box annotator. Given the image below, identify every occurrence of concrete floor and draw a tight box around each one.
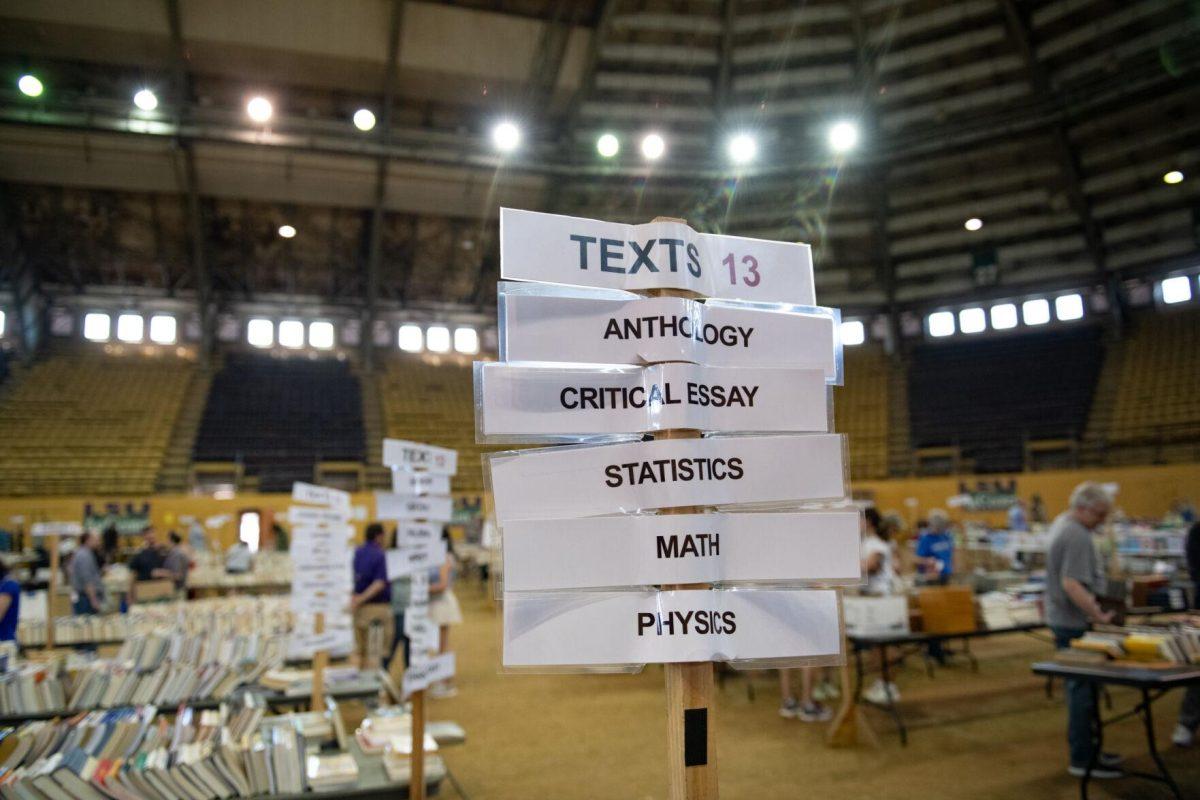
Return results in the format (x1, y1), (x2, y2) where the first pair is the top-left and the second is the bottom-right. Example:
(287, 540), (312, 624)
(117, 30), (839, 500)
(428, 583), (1199, 799)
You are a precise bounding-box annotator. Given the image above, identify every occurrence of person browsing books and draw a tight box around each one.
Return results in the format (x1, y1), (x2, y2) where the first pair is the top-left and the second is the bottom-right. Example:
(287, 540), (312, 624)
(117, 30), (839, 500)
(351, 522), (395, 669)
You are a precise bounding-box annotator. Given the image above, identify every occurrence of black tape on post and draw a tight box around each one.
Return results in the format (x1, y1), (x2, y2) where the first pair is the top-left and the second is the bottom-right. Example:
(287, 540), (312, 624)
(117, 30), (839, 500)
(683, 707), (708, 767)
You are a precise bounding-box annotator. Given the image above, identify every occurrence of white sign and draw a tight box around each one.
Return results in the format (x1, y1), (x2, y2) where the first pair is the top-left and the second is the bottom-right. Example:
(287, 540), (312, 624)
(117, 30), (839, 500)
(403, 652), (456, 696)
(292, 482), (351, 510)
(288, 628), (353, 660)
(410, 572), (430, 605)
(500, 208), (815, 304)
(30, 522), (83, 538)
(404, 609), (440, 653)
(503, 589), (841, 666)
(382, 439), (458, 475)
(477, 362), (828, 439)
(288, 505), (350, 526)
(397, 522), (441, 546)
(386, 541), (449, 580)
(290, 524), (354, 550)
(487, 434), (846, 522)
(500, 288), (838, 380)
(375, 492), (453, 523)
(502, 511), (860, 591)
(393, 472), (451, 496)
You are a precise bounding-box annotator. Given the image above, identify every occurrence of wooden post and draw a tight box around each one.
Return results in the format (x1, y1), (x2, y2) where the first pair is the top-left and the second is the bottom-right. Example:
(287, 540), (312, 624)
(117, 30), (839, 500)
(311, 612), (326, 712)
(46, 534), (59, 650)
(649, 217), (718, 800)
(410, 687), (426, 800)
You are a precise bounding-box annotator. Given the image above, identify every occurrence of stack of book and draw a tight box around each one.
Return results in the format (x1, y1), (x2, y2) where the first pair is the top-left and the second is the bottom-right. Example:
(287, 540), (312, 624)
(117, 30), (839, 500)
(304, 752), (358, 794)
(1061, 622), (1200, 665)
(0, 663), (68, 716)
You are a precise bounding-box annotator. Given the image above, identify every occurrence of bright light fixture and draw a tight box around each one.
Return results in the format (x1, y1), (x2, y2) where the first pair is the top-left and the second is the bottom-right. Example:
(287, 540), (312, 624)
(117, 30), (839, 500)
(1055, 293), (1084, 321)
(247, 318), (273, 348)
(83, 312), (111, 342)
(959, 307), (986, 334)
(827, 121), (859, 154)
(727, 133), (757, 165)
(426, 325), (451, 353)
(964, 217), (983, 231)
(115, 313), (143, 343)
(492, 121), (520, 153)
(990, 303), (1018, 330)
(278, 225), (296, 239)
(309, 321), (334, 349)
(840, 320), (865, 346)
(18, 74), (43, 97)
(398, 324), (424, 352)
(454, 327), (479, 354)
(1022, 298), (1051, 325)
(1163, 170), (1184, 185)
(596, 133), (619, 158)
(641, 132), (665, 161)
(278, 320), (304, 348)
(133, 89), (158, 111)
(246, 96), (273, 123)
(0, 310), (5, 336)
(353, 108), (376, 132)
(1161, 275), (1192, 304)
(149, 315), (176, 344)
(928, 311), (955, 337)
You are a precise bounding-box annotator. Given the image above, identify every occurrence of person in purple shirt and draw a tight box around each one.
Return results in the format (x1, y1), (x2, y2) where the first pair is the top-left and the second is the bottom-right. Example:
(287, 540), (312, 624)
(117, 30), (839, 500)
(351, 523), (395, 669)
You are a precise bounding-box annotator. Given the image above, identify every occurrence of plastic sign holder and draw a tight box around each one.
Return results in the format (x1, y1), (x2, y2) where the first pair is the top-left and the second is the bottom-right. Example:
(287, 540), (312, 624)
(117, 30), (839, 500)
(480, 210), (853, 799)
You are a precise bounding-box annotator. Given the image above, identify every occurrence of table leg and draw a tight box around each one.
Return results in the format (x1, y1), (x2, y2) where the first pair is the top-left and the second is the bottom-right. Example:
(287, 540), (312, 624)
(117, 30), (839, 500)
(853, 644), (865, 702)
(877, 645), (908, 747)
(963, 638), (979, 673)
(1140, 687), (1183, 800)
(1081, 683), (1102, 800)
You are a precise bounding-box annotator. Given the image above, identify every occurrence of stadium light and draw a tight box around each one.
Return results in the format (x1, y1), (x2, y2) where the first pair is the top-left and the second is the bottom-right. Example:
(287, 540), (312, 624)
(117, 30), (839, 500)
(454, 327), (479, 354)
(827, 121), (859, 154)
(1161, 275), (1192, 304)
(840, 320), (865, 346)
(596, 133), (619, 158)
(247, 318), (273, 348)
(426, 325), (451, 353)
(149, 315), (176, 344)
(727, 133), (757, 165)
(133, 89), (158, 111)
(116, 314), (144, 343)
(353, 108), (376, 132)
(18, 74), (43, 97)
(246, 96), (273, 123)
(83, 313), (111, 342)
(309, 321), (335, 349)
(1055, 293), (1084, 321)
(492, 121), (520, 153)
(278, 225), (296, 239)
(927, 311), (955, 338)
(959, 307), (986, 334)
(1163, 170), (1184, 185)
(1022, 298), (1051, 325)
(398, 324), (424, 352)
(964, 217), (983, 231)
(641, 133), (665, 161)
(278, 320), (304, 348)
(990, 303), (1018, 330)
(0, 310), (5, 336)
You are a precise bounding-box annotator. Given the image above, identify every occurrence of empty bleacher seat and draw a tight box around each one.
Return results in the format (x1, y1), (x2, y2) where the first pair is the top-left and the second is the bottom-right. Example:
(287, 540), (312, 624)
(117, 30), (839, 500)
(193, 354), (365, 492)
(907, 328), (1104, 473)
(834, 346), (891, 480)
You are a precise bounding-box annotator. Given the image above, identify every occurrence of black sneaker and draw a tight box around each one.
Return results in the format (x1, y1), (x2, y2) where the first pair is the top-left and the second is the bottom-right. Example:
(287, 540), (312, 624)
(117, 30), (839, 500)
(1098, 752), (1124, 768)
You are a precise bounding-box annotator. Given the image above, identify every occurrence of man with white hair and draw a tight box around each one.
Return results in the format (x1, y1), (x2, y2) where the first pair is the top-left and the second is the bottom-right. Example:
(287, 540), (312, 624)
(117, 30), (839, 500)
(1046, 481), (1120, 778)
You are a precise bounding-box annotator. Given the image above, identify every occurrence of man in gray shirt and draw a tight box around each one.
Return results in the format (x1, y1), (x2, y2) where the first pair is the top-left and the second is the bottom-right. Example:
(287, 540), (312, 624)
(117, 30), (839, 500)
(1045, 482), (1119, 778)
(68, 531), (105, 615)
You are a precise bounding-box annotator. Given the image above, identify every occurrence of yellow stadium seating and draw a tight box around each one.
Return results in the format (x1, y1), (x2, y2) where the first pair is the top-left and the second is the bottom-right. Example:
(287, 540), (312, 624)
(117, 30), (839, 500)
(1106, 308), (1200, 449)
(0, 352), (195, 495)
(834, 345), (891, 480)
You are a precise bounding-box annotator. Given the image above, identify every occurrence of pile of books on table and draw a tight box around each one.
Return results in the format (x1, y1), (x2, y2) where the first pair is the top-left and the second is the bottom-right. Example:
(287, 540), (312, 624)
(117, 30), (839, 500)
(1060, 622), (1200, 665)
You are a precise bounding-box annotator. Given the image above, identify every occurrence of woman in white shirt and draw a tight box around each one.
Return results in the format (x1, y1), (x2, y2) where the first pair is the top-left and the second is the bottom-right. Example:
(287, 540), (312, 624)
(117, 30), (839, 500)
(861, 508), (901, 704)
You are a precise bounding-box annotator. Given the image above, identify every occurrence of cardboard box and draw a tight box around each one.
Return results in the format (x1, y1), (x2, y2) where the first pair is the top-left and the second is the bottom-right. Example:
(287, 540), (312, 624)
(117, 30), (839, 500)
(844, 596), (910, 637)
(916, 586), (977, 635)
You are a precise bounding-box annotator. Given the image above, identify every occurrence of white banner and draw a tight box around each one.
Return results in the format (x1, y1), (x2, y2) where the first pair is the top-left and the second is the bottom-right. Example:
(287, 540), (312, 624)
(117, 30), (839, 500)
(477, 362), (828, 439)
(397, 522), (441, 546)
(500, 289), (838, 380)
(500, 208), (815, 305)
(503, 589), (841, 666)
(502, 511), (860, 591)
(382, 439), (458, 475)
(386, 541), (449, 580)
(403, 652), (456, 696)
(291, 482), (351, 510)
(287, 505), (350, 526)
(375, 492), (453, 522)
(488, 434), (845, 522)
(392, 472), (451, 496)
(30, 522), (83, 538)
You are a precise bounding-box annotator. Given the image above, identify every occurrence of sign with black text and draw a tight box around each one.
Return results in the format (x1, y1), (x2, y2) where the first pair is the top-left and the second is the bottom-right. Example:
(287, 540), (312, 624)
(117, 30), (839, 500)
(375, 491), (453, 523)
(382, 439), (458, 475)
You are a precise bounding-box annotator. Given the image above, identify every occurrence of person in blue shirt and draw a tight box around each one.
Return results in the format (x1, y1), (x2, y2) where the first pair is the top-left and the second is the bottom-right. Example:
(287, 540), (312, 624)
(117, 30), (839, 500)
(916, 509), (955, 585)
(1008, 499), (1030, 531)
(0, 561), (20, 643)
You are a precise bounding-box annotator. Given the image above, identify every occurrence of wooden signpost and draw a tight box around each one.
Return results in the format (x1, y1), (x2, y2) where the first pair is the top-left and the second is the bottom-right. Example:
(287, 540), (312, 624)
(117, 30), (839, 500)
(378, 438), (458, 800)
(480, 208), (853, 798)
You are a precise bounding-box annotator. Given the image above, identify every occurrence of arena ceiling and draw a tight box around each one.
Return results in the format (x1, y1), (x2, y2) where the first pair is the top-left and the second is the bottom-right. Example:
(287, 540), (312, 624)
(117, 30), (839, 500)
(0, 0), (1198, 320)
